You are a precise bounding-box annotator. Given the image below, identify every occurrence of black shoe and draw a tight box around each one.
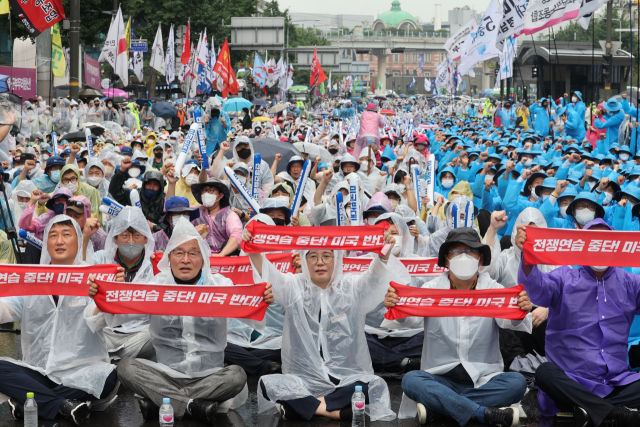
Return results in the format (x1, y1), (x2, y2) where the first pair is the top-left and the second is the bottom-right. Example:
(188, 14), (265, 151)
(605, 407), (640, 427)
(277, 403), (302, 421)
(7, 397), (23, 420)
(138, 397), (160, 421)
(59, 400), (91, 425)
(400, 357), (422, 373)
(485, 407), (519, 427)
(574, 407), (590, 427)
(188, 399), (218, 425)
(268, 362), (282, 375)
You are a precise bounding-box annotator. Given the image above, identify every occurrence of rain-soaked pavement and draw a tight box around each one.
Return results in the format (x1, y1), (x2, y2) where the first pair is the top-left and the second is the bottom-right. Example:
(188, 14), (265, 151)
(0, 328), (559, 427)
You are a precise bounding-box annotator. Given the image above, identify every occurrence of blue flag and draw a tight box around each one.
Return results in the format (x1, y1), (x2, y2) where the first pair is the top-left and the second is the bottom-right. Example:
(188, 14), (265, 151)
(461, 80), (466, 93)
(409, 77), (415, 89)
(252, 52), (267, 88)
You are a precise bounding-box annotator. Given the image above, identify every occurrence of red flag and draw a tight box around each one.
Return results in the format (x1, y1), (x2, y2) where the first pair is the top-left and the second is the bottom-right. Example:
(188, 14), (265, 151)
(310, 47), (327, 89)
(384, 283), (527, 321)
(180, 22), (191, 65)
(213, 39), (239, 97)
(9, 0), (65, 36)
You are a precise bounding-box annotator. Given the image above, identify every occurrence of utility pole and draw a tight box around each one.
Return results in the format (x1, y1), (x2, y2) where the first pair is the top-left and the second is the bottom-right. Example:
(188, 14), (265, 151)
(69, 0), (80, 100)
(604, 0), (613, 100)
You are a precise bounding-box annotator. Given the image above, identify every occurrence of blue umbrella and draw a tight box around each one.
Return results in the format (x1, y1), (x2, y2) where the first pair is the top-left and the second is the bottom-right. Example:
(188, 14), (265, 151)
(0, 75), (11, 93)
(223, 97), (253, 112)
(151, 101), (177, 119)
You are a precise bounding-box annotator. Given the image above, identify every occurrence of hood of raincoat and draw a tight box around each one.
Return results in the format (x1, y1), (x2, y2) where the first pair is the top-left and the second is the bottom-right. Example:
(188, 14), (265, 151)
(365, 192), (393, 213)
(138, 169), (166, 224)
(64, 195), (92, 220)
(59, 164), (83, 195)
(374, 212), (413, 257)
(299, 248), (344, 289)
(511, 207), (547, 257)
(232, 135), (256, 163)
(270, 181), (295, 207)
(40, 215), (90, 265)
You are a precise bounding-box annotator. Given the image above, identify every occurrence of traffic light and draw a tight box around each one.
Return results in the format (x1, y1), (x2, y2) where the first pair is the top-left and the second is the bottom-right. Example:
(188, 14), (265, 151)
(602, 55), (612, 76)
(532, 66), (538, 78)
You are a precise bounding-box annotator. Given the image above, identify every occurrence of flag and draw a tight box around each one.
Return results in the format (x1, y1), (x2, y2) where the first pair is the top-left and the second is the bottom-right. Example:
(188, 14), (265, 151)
(328, 69), (332, 93)
(51, 22), (65, 78)
(435, 59), (450, 90)
(495, 36), (518, 86)
(274, 57), (285, 82)
(165, 25), (175, 85)
(522, 0), (581, 36)
(103, 6), (129, 87)
(392, 78), (395, 92)
(125, 18), (131, 53)
(495, 0), (527, 51)
(424, 78), (431, 92)
(128, 21), (144, 82)
(212, 39), (239, 97)
(461, 80), (466, 93)
(377, 79), (382, 92)
(150, 24), (165, 75)
(409, 77), (415, 89)
(577, 0), (609, 29)
(462, 0), (502, 62)
(8, 0), (64, 36)
(178, 22), (191, 83)
(252, 52), (267, 87)
(371, 77), (375, 93)
(443, 19), (477, 61)
(266, 57), (277, 87)
(0, 0), (8, 15)
(197, 29), (211, 93)
(309, 47), (327, 90)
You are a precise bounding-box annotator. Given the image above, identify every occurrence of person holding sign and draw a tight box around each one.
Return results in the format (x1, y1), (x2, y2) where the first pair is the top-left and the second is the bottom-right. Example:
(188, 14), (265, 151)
(516, 218), (640, 427)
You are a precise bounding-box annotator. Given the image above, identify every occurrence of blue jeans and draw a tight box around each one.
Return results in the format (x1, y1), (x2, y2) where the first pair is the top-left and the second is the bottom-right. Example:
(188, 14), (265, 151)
(402, 371), (527, 426)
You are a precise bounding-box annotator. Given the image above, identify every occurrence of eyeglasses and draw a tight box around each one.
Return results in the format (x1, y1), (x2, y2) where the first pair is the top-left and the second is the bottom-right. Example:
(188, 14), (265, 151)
(448, 249), (480, 259)
(202, 187), (219, 194)
(306, 253), (334, 264)
(575, 203), (596, 211)
(61, 176), (78, 184)
(171, 250), (202, 260)
(118, 231), (145, 241)
(65, 200), (84, 210)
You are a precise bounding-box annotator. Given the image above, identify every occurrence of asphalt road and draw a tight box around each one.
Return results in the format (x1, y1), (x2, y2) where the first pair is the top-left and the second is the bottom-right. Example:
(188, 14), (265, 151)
(0, 330), (553, 427)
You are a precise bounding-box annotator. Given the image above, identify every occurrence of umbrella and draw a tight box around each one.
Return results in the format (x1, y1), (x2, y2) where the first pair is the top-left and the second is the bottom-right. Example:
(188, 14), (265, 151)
(223, 137), (301, 174)
(350, 97), (363, 103)
(223, 97), (253, 112)
(293, 142), (332, 165)
(103, 88), (128, 98)
(268, 104), (288, 114)
(252, 98), (268, 106)
(104, 96), (128, 104)
(252, 117), (271, 122)
(374, 96), (386, 101)
(79, 88), (105, 98)
(60, 131), (90, 142)
(79, 123), (105, 136)
(379, 109), (396, 116)
(135, 99), (151, 107)
(152, 101), (178, 119)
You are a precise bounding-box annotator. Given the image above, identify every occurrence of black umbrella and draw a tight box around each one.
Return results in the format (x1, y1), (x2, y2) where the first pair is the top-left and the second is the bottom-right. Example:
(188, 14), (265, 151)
(374, 96), (386, 101)
(252, 98), (268, 106)
(223, 137), (301, 174)
(152, 101), (178, 119)
(350, 97), (363, 103)
(112, 96), (128, 104)
(60, 131), (89, 142)
(135, 98), (150, 107)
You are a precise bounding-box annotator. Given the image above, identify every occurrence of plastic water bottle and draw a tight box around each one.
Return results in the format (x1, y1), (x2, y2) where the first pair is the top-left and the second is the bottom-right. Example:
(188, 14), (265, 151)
(24, 392), (37, 427)
(159, 398), (174, 427)
(351, 385), (365, 427)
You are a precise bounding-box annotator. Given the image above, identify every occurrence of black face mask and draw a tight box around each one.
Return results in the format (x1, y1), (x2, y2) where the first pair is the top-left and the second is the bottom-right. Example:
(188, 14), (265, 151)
(154, 151), (163, 159)
(329, 148), (338, 155)
(272, 217), (286, 226)
(237, 148), (251, 159)
(333, 165), (340, 173)
(211, 108), (220, 117)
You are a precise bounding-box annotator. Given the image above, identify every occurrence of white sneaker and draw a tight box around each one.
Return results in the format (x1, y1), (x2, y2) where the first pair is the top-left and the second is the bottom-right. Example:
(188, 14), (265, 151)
(417, 403), (428, 425)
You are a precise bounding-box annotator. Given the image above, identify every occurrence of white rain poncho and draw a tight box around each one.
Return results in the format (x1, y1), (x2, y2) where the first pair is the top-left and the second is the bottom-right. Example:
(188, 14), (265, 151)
(94, 207), (155, 334)
(358, 147), (386, 193)
(230, 136), (274, 194)
(394, 204), (429, 254)
(12, 180), (36, 226)
(310, 179), (366, 226)
(83, 158), (111, 198)
(382, 269), (533, 419)
(490, 207), (559, 288)
(382, 183), (409, 208)
(104, 217), (263, 412)
(0, 215), (115, 398)
(336, 153), (373, 196)
(423, 195), (478, 258)
(53, 99), (72, 133)
(229, 214), (284, 350)
(250, 249), (399, 421)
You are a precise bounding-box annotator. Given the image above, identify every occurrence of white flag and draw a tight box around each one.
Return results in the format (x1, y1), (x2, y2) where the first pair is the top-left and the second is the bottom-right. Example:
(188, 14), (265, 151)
(462, 0), (502, 62)
(495, 0), (528, 51)
(435, 59), (451, 90)
(114, 7), (128, 87)
(443, 19), (477, 61)
(424, 78), (431, 91)
(495, 36), (518, 88)
(522, 0), (581, 36)
(150, 24), (165, 75)
(129, 51), (144, 82)
(98, 8), (120, 69)
(577, 0), (609, 29)
(165, 25), (175, 85)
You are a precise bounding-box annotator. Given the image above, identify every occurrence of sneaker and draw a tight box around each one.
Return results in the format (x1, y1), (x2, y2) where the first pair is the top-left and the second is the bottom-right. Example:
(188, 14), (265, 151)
(7, 397), (23, 420)
(138, 397), (160, 421)
(59, 400), (91, 425)
(277, 403), (301, 421)
(605, 407), (640, 427)
(417, 403), (428, 424)
(484, 406), (519, 427)
(268, 362), (282, 375)
(404, 358), (422, 372)
(573, 407), (590, 427)
(187, 399), (218, 425)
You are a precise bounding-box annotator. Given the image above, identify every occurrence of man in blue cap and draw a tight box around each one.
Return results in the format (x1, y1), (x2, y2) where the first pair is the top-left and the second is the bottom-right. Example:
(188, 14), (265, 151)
(18, 155), (65, 193)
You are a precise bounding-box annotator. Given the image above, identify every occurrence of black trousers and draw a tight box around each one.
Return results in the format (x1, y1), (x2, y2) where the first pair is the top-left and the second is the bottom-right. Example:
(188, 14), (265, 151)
(223, 343), (281, 376)
(365, 332), (424, 372)
(536, 362), (640, 427)
(0, 361), (118, 420)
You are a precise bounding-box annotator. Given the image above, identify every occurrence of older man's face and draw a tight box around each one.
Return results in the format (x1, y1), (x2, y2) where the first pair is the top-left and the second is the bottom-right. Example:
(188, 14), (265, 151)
(169, 239), (204, 281)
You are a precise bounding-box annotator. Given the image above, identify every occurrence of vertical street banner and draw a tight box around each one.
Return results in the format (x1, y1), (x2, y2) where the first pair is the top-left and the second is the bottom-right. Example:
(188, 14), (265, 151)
(51, 22), (65, 78)
(84, 54), (101, 89)
(418, 54), (424, 76)
(9, 0), (65, 36)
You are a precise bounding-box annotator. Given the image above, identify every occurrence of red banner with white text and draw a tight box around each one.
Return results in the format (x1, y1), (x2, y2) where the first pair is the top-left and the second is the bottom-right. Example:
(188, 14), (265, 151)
(9, 0), (65, 36)
(342, 257), (445, 276)
(0, 264), (120, 297)
(384, 283), (527, 321)
(522, 227), (640, 267)
(241, 223), (390, 255)
(94, 280), (268, 320)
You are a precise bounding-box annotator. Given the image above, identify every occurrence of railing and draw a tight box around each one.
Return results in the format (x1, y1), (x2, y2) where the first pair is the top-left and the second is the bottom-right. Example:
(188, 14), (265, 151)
(323, 31), (450, 40)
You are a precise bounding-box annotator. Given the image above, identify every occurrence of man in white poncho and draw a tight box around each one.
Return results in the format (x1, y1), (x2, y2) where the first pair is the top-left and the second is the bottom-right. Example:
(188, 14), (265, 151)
(89, 217), (272, 425)
(0, 216), (117, 425)
(243, 225), (398, 422)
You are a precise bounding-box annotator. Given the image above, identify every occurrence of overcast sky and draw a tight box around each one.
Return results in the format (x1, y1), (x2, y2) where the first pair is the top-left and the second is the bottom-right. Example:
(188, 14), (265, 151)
(279, 0), (492, 24)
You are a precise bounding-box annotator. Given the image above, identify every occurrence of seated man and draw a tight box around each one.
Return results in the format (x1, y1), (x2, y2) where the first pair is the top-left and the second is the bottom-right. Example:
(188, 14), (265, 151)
(243, 225), (398, 422)
(87, 206), (156, 360)
(65, 195), (107, 253)
(385, 218), (532, 427)
(516, 219), (640, 427)
(0, 216), (117, 425)
(152, 196), (201, 252)
(89, 218), (271, 424)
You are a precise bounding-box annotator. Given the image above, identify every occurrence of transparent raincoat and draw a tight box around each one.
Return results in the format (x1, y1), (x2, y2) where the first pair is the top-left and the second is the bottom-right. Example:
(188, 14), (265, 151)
(250, 249), (399, 421)
(423, 195), (478, 258)
(230, 136), (274, 194)
(0, 215), (114, 398)
(83, 158), (111, 199)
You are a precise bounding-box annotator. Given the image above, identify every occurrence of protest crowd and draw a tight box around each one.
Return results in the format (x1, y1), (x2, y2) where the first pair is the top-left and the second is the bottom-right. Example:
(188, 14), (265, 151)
(0, 89), (639, 427)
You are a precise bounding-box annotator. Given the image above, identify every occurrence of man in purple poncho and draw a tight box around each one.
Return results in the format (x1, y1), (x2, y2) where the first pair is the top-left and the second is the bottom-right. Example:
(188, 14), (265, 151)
(515, 218), (640, 427)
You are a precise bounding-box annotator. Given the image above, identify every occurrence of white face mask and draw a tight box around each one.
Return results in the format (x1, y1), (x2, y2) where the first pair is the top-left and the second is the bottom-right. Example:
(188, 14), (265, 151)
(16, 201), (27, 210)
(184, 174), (199, 186)
(541, 193), (550, 202)
(201, 193), (219, 208)
(619, 153), (630, 161)
(572, 96), (578, 103)
(389, 199), (399, 210)
(592, 265), (608, 272)
(485, 175), (494, 183)
(128, 168), (141, 178)
(391, 235), (402, 256)
(86, 176), (103, 187)
(530, 190), (539, 201)
(275, 195), (290, 206)
(42, 154), (50, 161)
(587, 181), (596, 190)
(448, 253), (479, 281)
(62, 181), (79, 193)
(574, 208), (595, 225)
(173, 214), (189, 225)
(523, 158), (533, 166)
(237, 176), (247, 185)
(560, 206), (568, 219)
(441, 179), (454, 189)
(603, 192), (613, 205)
(104, 166), (115, 176)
